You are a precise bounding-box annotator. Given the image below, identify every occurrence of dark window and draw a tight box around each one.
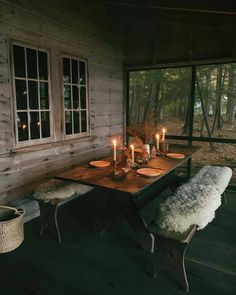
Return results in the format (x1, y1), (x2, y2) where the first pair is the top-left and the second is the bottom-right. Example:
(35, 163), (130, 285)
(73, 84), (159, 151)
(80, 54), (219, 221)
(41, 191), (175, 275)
(13, 45), (26, 77)
(28, 81), (38, 109)
(27, 48), (37, 79)
(15, 80), (27, 110)
(63, 56), (88, 136)
(13, 43), (51, 144)
(38, 51), (48, 80)
(17, 112), (29, 141)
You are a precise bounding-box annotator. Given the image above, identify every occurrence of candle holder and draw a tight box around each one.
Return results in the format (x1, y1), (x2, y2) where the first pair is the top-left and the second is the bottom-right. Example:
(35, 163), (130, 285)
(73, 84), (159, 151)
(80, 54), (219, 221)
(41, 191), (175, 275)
(131, 162), (139, 169)
(112, 160), (119, 175)
(160, 142), (169, 154)
(156, 148), (160, 156)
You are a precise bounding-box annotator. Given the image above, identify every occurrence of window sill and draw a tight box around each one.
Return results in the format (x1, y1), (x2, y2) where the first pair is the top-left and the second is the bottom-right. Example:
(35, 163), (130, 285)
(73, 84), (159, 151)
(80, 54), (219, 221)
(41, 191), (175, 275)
(11, 135), (95, 155)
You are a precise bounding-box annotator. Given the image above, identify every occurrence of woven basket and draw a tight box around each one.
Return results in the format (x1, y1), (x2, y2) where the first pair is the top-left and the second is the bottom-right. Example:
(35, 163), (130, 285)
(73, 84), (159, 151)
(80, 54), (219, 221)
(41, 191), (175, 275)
(0, 206), (24, 253)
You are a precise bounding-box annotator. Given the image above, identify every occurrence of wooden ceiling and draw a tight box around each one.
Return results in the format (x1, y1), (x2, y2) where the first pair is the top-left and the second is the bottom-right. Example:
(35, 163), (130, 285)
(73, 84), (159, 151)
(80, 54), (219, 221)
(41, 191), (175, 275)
(106, 0), (236, 67)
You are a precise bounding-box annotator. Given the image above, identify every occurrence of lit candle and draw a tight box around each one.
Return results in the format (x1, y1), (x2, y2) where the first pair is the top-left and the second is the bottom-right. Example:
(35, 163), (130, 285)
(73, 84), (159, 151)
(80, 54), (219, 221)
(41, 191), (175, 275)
(130, 144), (134, 163)
(113, 140), (117, 161)
(155, 134), (160, 151)
(162, 128), (166, 142)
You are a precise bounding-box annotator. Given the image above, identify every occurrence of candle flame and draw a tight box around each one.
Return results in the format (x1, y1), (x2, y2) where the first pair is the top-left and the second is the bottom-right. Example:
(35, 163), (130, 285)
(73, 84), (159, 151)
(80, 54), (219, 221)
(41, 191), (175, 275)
(113, 139), (116, 145)
(162, 128), (166, 133)
(130, 144), (134, 150)
(155, 134), (159, 139)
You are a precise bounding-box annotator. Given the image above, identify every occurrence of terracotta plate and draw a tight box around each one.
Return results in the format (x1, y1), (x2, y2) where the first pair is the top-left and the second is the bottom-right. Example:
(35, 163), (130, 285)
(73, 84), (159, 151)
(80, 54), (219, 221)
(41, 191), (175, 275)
(89, 160), (111, 168)
(137, 168), (161, 178)
(166, 153), (185, 159)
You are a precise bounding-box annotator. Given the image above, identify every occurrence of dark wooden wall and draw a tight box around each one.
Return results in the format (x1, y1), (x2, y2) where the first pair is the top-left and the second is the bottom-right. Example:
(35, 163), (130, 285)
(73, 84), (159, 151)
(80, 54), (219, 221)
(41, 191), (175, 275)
(0, 0), (124, 204)
(107, 0), (236, 67)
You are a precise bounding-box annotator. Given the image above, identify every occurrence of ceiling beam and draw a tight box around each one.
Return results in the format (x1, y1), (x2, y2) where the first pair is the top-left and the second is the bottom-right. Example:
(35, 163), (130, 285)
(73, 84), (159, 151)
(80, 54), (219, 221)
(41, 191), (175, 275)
(106, 1), (236, 15)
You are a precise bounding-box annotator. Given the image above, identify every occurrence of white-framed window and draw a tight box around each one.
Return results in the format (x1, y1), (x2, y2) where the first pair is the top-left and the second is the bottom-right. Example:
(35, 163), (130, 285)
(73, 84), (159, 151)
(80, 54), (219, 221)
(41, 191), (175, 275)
(62, 55), (89, 137)
(12, 42), (52, 146)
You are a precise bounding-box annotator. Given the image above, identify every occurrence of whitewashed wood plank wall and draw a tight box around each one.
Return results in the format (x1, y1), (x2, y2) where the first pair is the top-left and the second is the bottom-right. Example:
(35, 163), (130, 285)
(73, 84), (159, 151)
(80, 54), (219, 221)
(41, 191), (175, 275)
(0, 0), (125, 206)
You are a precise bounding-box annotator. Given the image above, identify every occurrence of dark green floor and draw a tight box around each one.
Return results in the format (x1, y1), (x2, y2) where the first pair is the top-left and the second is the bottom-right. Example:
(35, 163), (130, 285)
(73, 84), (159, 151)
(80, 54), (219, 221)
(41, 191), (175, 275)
(0, 190), (235, 295)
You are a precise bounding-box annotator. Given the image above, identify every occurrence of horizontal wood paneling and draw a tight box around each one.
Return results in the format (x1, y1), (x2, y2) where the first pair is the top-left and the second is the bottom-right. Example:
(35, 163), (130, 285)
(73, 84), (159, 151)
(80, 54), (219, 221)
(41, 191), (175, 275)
(1, 4), (123, 62)
(91, 113), (123, 127)
(89, 63), (124, 80)
(0, 0), (124, 205)
(123, 10), (236, 66)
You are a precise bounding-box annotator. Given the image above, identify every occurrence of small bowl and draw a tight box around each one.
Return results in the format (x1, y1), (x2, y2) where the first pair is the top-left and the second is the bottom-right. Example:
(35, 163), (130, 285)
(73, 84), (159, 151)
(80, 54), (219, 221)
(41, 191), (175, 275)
(122, 167), (130, 174)
(111, 171), (127, 181)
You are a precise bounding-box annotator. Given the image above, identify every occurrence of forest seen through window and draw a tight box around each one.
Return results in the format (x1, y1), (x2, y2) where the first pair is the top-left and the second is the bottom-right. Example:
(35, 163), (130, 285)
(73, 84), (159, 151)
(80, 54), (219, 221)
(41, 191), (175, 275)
(128, 63), (236, 183)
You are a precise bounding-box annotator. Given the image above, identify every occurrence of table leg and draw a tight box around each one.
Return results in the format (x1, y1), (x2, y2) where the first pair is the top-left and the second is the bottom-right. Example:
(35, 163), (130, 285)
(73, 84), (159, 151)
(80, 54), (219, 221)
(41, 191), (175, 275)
(93, 190), (154, 253)
(120, 193), (154, 252)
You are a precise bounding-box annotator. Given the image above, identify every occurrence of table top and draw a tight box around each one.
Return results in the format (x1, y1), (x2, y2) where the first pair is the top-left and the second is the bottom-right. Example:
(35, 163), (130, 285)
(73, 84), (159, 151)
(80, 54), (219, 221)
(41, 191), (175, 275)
(55, 144), (199, 195)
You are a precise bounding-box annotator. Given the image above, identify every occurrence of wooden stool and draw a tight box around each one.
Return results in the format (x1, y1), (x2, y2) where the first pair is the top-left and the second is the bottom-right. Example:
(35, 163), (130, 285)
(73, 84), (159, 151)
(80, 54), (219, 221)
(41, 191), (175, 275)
(150, 224), (197, 292)
(31, 179), (93, 243)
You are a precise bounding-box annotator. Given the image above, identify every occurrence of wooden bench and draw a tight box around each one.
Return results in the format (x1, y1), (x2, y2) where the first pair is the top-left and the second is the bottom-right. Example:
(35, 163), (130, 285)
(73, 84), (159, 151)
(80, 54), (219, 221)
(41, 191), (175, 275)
(149, 224), (197, 292)
(149, 165), (232, 292)
(30, 179), (93, 243)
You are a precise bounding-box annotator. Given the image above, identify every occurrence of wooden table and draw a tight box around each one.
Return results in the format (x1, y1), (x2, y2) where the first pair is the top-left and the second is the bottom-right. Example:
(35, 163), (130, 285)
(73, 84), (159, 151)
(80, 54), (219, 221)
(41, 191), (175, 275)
(55, 144), (199, 252)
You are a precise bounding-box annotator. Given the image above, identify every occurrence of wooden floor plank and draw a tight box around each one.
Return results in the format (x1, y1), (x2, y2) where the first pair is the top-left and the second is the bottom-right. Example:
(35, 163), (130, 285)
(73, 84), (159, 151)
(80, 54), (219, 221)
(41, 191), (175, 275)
(0, 190), (235, 294)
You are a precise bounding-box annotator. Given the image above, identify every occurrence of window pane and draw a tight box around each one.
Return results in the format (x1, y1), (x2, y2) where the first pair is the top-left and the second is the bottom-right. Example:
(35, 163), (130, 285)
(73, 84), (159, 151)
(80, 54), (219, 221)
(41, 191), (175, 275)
(72, 59), (78, 84)
(65, 111), (72, 134)
(17, 112), (29, 141)
(38, 51), (48, 80)
(64, 85), (71, 109)
(73, 111), (80, 133)
(41, 111), (50, 138)
(194, 64), (236, 139)
(30, 112), (40, 139)
(81, 111), (87, 132)
(27, 48), (37, 79)
(40, 82), (49, 109)
(128, 68), (191, 136)
(63, 58), (70, 83)
(15, 80), (27, 110)
(72, 86), (79, 109)
(28, 81), (38, 109)
(80, 87), (87, 109)
(13, 45), (26, 77)
(79, 61), (86, 85)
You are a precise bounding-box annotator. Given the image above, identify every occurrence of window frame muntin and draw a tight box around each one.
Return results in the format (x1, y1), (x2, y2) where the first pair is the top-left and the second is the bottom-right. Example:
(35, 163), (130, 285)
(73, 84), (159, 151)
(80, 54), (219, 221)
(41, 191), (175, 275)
(61, 53), (90, 140)
(11, 40), (53, 148)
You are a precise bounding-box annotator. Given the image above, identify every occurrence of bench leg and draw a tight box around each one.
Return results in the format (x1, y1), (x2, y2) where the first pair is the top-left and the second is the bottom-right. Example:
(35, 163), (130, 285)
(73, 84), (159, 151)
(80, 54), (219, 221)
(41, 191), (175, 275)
(153, 237), (189, 292)
(223, 192), (227, 205)
(38, 201), (61, 243)
(174, 242), (189, 292)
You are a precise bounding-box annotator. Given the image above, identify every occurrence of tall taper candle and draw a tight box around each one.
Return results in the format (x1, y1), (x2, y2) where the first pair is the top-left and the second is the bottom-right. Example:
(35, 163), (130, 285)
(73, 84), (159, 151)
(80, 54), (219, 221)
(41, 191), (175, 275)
(113, 140), (117, 161)
(130, 144), (134, 163)
(155, 134), (160, 150)
(162, 128), (166, 142)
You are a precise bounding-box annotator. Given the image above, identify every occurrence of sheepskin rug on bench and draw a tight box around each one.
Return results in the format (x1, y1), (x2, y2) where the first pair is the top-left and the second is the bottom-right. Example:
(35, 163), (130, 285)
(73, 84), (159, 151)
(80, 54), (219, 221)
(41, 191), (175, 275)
(189, 165), (232, 195)
(153, 165), (232, 233)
